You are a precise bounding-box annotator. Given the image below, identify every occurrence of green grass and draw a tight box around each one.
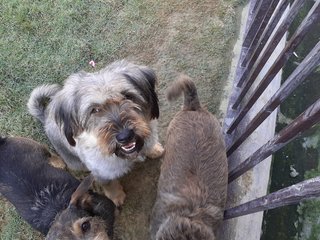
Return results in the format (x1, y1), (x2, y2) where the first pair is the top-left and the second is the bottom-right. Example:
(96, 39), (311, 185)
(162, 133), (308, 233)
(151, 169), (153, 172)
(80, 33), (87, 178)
(0, 0), (245, 239)
(0, 202), (42, 240)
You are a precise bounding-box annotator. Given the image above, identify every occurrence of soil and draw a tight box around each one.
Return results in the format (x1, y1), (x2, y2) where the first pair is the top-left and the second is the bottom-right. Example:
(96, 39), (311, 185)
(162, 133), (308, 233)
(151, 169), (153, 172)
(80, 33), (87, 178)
(113, 2), (243, 239)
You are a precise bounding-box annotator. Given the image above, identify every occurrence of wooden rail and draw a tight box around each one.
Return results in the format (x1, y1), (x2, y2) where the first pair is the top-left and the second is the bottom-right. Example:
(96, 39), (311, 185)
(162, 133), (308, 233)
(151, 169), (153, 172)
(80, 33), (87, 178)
(223, 0), (320, 219)
(228, 97), (320, 183)
(241, 0), (290, 67)
(227, 1), (320, 135)
(236, 0), (305, 89)
(225, 177), (320, 219)
(227, 40), (320, 157)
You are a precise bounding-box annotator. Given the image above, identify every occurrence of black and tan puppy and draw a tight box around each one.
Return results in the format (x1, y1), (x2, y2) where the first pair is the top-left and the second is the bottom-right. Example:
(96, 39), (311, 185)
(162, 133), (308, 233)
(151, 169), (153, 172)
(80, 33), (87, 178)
(150, 75), (228, 240)
(0, 136), (115, 240)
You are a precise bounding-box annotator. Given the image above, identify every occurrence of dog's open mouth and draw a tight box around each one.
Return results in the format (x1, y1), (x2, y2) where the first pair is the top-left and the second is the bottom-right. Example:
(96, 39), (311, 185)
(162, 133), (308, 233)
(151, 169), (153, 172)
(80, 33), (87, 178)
(120, 141), (137, 153)
(116, 137), (144, 158)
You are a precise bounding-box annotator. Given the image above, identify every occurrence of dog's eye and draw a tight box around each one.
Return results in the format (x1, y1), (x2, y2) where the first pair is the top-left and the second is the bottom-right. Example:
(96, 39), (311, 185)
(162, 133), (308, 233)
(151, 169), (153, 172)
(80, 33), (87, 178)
(81, 220), (91, 233)
(91, 107), (102, 114)
(122, 91), (135, 101)
(133, 105), (142, 112)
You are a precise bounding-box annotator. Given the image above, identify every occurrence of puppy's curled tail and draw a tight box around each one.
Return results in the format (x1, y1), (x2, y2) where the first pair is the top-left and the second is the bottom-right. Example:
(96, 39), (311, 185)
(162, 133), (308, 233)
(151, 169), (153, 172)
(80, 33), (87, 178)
(27, 84), (61, 124)
(166, 74), (201, 111)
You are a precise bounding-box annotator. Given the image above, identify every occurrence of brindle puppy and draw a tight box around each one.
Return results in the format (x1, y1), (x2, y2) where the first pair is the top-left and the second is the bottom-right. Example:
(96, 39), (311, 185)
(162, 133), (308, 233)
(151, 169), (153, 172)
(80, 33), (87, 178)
(150, 75), (228, 240)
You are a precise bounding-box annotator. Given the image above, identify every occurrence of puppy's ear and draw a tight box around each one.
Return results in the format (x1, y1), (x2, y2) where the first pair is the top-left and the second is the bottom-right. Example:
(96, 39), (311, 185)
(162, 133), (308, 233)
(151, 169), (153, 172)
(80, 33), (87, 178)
(69, 175), (116, 237)
(124, 67), (159, 119)
(69, 175), (95, 209)
(54, 104), (78, 146)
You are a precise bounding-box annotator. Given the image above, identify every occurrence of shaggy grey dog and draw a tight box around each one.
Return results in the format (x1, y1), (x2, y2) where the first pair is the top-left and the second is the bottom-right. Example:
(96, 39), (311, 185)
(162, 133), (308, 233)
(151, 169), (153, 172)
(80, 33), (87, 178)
(28, 60), (164, 205)
(150, 75), (228, 240)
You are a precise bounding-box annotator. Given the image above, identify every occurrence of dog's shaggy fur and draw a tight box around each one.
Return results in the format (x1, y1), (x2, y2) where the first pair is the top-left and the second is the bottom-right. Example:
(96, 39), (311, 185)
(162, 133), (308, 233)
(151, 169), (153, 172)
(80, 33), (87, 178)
(0, 136), (115, 239)
(27, 60), (164, 205)
(150, 75), (228, 240)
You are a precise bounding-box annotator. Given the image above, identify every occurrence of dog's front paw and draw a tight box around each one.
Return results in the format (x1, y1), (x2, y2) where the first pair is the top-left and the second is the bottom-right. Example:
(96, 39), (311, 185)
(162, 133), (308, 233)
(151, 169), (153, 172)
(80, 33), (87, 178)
(110, 190), (126, 207)
(102, 180), (126, 207)
(146, 142), (164, 159)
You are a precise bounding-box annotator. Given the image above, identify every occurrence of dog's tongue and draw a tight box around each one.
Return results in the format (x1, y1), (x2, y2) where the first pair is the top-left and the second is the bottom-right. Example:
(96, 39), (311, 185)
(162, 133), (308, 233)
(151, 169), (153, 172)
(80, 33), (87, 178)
(121, 142), (136, 152)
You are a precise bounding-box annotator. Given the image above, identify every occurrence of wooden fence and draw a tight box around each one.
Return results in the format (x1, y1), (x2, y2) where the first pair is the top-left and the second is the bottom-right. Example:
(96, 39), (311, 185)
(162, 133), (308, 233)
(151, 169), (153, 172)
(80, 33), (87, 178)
(223, 0), (320, 219)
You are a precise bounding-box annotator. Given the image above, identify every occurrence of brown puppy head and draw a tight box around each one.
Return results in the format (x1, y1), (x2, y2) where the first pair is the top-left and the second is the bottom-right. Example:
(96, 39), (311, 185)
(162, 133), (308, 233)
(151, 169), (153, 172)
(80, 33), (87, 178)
(52, 60), (159, 159)
(46, 175), (115, 240)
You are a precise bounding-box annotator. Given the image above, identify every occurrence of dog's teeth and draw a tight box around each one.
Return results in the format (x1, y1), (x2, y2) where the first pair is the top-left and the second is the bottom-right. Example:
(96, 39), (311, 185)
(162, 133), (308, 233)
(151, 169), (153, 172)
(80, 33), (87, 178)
(121, 142), (136, 152)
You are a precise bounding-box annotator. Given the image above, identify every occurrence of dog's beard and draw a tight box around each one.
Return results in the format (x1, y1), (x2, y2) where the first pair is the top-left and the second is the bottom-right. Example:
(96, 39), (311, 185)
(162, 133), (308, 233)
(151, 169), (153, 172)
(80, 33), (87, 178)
(97, 116), (151, 160)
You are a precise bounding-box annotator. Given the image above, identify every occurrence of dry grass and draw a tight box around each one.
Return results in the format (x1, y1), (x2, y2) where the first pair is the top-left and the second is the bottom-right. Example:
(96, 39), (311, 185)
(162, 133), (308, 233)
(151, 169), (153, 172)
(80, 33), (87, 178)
(0, 0), (245, 239)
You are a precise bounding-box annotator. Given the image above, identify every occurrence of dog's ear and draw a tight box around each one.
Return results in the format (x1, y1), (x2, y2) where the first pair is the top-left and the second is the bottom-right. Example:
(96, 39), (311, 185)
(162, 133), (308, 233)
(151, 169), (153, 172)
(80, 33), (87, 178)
(69, 174), (95, 209)
(124, 67), (159, 119)
(54, 104), (78, 146)
(142, 68), (160, 119)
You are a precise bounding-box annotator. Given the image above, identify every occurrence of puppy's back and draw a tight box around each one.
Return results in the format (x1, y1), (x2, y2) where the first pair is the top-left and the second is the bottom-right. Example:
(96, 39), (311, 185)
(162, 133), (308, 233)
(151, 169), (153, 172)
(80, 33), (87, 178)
(165, 76), (227, 200)
(151, 76), (228, 239)
(164, 106), (227, 211)
(0, 137), (79, 234)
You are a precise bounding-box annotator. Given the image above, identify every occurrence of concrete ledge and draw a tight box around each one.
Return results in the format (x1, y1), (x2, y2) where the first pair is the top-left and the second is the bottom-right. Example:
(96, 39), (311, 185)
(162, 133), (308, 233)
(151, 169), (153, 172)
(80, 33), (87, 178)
(218, 2), (288, 239)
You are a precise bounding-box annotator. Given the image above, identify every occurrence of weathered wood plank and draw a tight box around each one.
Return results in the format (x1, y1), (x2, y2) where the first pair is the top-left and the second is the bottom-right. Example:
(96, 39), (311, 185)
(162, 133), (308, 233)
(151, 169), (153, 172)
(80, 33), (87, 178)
(241, 0), (280, 67)
(227, 40), (320, 156)
(227, 1), (320, 133)
(242, 0), (274, 49)
(241, 0), (290, 68)
(235, 0), (305, 90)
(228, 97), (320, 183)
(224, 177), (320, 219)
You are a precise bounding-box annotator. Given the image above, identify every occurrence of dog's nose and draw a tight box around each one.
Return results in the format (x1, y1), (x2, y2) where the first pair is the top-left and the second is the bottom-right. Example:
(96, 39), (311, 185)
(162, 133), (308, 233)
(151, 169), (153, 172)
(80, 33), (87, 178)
(116, 129), (134, 143)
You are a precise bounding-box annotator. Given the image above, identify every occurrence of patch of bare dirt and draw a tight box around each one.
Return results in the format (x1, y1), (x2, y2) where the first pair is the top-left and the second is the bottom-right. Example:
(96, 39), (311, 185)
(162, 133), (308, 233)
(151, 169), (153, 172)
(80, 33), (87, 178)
(114, 1), (243, 239)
